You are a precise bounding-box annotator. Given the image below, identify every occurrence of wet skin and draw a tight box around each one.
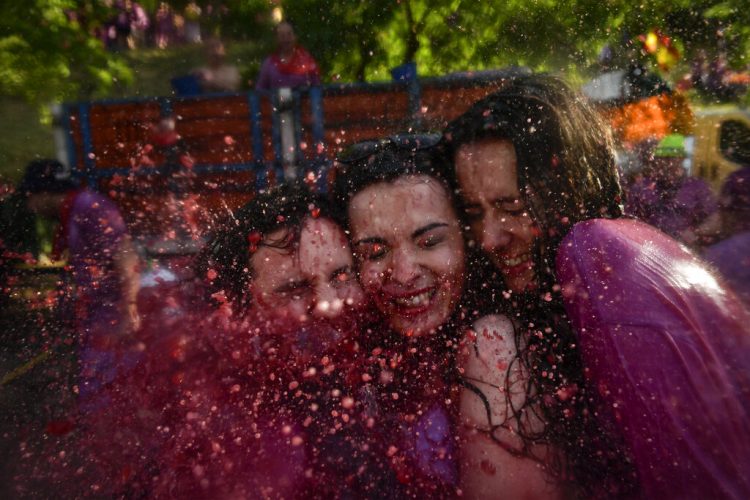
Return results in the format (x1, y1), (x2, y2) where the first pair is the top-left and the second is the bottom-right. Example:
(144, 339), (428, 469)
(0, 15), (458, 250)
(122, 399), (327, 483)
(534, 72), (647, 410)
(454, 138), (538, 293)
(348, 175), (465, 337)
(248, 217), (364, 353)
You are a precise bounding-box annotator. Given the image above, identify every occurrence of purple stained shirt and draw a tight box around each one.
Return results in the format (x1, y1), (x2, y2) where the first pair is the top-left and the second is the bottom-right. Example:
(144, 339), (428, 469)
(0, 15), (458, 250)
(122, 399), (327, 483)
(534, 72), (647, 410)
(67, 189), (128, 307)
(66, 190), (135, 406)
(255, 55), (321, 91)
(408, 403), (458, 487)
(557, 218), (750, 499)
(703, 231), (750, 308)
(625, 175), (718, 240)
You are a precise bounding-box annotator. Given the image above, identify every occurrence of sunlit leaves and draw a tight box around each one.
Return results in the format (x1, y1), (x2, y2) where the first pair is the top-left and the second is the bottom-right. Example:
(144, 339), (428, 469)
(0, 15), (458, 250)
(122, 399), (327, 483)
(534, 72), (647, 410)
(0, 0), (133, 106)
(281, 0), (750, 83)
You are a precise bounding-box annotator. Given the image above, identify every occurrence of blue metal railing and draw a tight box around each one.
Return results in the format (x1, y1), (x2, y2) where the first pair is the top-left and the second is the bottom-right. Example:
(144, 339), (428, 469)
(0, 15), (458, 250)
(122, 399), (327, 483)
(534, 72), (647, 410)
(63, 68), (529, 192)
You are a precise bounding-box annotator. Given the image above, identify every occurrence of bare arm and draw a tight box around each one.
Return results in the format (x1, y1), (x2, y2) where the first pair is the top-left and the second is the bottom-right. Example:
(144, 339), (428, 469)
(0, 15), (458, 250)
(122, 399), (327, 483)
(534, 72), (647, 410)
(457, 314), (563, 499)
(113, 235), (141, 335)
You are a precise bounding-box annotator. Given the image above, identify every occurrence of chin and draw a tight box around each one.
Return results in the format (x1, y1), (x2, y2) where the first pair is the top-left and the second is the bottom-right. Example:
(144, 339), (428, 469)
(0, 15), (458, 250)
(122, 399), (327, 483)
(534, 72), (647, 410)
(390, 309), (451, 339)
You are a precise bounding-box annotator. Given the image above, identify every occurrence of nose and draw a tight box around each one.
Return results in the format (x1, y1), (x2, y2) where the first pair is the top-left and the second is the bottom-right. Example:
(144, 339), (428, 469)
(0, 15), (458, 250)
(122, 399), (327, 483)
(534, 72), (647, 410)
(389, 247), (420, 285)
(480, 213), (513, 253)
(311, 283), (343, 319)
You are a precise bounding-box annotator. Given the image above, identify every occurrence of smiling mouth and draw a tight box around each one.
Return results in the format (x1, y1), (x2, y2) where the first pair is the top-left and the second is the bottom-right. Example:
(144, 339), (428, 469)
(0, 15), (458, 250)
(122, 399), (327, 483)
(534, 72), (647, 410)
(502, 253), (531, 267)
(384, 288), (437, 316)
(393, 289), (434, 307)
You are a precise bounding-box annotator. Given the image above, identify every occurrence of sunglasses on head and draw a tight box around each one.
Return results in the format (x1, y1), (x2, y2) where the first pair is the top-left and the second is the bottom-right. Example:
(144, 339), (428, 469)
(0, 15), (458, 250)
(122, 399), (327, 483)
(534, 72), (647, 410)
(336, 133), (442, 164)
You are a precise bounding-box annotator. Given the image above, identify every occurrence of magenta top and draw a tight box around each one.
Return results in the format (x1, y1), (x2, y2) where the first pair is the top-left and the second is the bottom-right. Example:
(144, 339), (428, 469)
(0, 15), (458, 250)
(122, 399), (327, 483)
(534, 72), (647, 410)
(66, 190), (128, 304)
(255, 46), (321, 91)
(625, 176), (718, 241)
(557, 218), (750, 499)
(703, 231), (750, 308)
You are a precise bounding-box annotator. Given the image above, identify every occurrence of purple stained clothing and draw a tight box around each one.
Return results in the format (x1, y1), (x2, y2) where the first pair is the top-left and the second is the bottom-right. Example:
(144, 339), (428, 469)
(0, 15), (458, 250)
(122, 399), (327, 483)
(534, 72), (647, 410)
(255, 54), (321, 91)
(703, 231), (750, 307)
(66, 190), (136, 404)
(67, 189), (127, 306)
(407, 403), (458, 487)
(556, 218), (750, 499)
(625, 175), (718, 241)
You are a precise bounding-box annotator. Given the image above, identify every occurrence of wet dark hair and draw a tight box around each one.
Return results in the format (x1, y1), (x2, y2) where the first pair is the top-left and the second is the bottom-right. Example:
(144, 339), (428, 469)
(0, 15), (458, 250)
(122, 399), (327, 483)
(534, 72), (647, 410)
(197, 182), (335, 310)
(442, 73), (623, 234)
(442, 74), (637, 496)
(330, 134), (449, 219)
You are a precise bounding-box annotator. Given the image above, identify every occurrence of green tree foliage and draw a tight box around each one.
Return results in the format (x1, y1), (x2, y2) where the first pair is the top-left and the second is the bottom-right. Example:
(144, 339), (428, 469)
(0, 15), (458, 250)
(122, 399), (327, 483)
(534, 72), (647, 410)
(0, 0), (133, 107)
(282, 0), (750, 82)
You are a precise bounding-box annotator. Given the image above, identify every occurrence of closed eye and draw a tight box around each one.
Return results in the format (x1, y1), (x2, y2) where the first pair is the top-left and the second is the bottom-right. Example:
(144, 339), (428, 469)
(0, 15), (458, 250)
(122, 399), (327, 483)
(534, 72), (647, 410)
(419, 233), (445, 249)
(331, 266), (355, 286)
(496, 198), (525, 215)
(274, 280), (312, 299)
(354, 240), (389, 262)
(463, 205), (483, 221)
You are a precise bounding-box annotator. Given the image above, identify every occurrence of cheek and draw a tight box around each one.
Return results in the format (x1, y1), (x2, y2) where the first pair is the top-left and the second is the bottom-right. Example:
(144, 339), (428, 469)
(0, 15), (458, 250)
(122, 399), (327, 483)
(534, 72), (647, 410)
(443, 260), (466, 298)
(519, 217), (540, 244)
(274, 298), (310, 321)
(340, 283), (365, 307)
(430, 245), (466, 292)
(358, 262), (384, 290)
(469, 219), (484, 241)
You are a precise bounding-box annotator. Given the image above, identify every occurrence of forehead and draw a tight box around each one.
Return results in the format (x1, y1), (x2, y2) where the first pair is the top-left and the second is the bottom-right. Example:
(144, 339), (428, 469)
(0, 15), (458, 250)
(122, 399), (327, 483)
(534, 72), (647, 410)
(454, 138), (520, 200)
(251, 218), (351, 279)
(298, 217), (352, 273)
(348, 175), (456, 238)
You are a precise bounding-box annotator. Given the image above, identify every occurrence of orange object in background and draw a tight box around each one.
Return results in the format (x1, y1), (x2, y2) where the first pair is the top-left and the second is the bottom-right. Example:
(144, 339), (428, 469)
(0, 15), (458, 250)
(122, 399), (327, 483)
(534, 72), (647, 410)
(606, 92), (694, 147)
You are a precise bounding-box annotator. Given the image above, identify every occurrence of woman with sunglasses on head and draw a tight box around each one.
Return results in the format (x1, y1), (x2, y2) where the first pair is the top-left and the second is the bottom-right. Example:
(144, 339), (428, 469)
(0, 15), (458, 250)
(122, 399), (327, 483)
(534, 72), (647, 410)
(332, 135), (565, 499)
(440, 73), (750, 499)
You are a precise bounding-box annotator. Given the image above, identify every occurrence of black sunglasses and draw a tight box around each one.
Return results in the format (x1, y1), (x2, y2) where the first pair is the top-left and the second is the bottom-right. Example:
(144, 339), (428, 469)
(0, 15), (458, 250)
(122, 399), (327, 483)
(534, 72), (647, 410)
(336, 133), (442, 164)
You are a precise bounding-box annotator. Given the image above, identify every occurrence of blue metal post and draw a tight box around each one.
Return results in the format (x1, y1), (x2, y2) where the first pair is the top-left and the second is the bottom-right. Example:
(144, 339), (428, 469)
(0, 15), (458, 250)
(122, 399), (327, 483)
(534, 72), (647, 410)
(78, 103), (98, 189)
(63, 104), (81, 184)
(270, 92), (285, 184)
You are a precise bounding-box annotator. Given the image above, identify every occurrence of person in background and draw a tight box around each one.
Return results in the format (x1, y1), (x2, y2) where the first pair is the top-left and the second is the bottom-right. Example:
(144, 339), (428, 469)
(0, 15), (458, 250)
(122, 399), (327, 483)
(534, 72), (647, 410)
(256, 21), (320, 91)
(704, 165), (750, 307)
(195, 38), (241, 93)
(625, 133), (720, 247)
(154, 2), (175, 49)
(18, 159), (141, 409)
(129, 0), (150, 48)
(441, 74), (750, 499)
(183, 1), (201, 44)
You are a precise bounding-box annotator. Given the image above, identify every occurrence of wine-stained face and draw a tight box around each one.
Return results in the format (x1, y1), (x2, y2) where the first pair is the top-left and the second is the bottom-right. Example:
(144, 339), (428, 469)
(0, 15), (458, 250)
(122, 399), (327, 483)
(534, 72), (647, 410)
(348, 175), (465, 337)
(249, 216), (364, 354)
(454, 138), (539, 293)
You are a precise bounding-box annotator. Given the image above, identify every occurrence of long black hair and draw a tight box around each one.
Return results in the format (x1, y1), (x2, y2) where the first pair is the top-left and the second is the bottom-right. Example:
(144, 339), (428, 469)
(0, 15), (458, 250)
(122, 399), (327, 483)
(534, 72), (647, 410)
(441, 74), (637, 496)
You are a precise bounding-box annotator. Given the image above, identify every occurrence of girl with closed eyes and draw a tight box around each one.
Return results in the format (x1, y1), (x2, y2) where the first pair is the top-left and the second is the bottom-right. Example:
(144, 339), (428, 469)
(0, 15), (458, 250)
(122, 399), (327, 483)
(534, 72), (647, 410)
(332, 135), (564, 499)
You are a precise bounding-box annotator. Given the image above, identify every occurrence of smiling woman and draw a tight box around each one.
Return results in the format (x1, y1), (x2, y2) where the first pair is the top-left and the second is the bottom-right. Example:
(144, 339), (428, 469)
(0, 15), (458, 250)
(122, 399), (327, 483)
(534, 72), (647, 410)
(348, 176), (465, 337)
(332, 135), (563, 498)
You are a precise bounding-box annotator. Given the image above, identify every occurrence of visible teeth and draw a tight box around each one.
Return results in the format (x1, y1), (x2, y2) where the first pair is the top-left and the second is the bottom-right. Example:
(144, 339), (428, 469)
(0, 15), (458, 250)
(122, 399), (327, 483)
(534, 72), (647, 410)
(394, 291), (432, 307)
(504, 254), (530, 267)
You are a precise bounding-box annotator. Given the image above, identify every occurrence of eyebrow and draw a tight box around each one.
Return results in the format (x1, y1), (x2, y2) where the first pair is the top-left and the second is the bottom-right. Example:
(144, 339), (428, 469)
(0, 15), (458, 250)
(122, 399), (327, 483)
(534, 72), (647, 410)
(273, 278), (310, 293)
(353, 236), (387, 246)
(412, 222), (449, 239)
(494, 196), (521, 203)
(464, 196), (520, 208)
(354, 223), (449, 246)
